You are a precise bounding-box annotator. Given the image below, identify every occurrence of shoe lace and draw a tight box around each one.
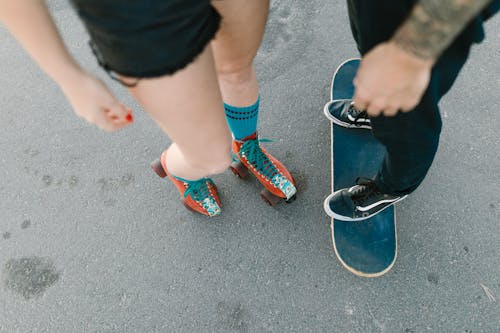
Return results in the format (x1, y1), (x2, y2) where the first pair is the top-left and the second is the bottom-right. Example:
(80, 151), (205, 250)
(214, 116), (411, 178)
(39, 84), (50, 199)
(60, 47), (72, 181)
(183, 178), (215, 202)
(349, 103), (369, 126)
(351, 177), (381, 205)
(239, 138), (278, 181)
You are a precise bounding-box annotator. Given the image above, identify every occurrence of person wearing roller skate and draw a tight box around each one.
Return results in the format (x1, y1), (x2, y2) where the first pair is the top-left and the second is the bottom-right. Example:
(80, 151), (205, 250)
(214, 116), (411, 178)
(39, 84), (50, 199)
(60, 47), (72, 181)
(0, 0), (296, 217)
(324, 0), (499, 221)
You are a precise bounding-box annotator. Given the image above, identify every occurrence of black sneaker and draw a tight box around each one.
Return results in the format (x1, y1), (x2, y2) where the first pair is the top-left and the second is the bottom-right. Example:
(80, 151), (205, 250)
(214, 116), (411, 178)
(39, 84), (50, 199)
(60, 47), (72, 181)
(323, 177), (407, 221)
(323, 99), (371, 129)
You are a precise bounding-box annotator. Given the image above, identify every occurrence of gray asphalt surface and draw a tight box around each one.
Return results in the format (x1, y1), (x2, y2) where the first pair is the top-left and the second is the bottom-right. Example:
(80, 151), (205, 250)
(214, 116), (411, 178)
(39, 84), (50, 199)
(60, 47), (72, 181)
(0, 1), (499, 332)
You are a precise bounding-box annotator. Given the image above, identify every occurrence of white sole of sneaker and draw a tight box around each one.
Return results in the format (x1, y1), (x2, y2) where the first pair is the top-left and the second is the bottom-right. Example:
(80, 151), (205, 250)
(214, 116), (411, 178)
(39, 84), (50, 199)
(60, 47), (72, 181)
(323, 100), (372, 130)
(323, 57), (372, 130)
(323, 190), (407, 222)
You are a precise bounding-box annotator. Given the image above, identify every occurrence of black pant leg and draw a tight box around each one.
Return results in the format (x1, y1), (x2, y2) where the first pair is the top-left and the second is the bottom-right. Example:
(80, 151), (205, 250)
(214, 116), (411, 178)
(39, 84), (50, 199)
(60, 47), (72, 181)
(346, 0), (476, 195)
(346, 0), (413, 54)
(373, 39), (472, 195)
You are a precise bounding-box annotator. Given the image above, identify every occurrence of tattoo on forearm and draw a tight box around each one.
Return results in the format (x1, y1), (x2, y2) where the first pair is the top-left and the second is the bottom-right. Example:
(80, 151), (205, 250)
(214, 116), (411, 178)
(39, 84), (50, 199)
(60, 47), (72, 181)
(393, 0), (493, 60)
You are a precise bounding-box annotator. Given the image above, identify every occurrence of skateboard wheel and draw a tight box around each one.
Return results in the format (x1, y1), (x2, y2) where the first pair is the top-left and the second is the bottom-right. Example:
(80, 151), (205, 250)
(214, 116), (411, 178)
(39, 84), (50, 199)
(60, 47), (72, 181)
(285, 194), (297, 204)
(229, 161), (249, 179)
(260, 189), (280, 207)
(151, 159), (167, 178)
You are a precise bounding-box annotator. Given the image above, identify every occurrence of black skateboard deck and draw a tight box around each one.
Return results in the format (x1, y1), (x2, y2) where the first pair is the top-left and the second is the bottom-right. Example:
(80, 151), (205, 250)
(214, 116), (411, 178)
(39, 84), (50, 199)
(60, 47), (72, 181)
(324, 58), (397, 277)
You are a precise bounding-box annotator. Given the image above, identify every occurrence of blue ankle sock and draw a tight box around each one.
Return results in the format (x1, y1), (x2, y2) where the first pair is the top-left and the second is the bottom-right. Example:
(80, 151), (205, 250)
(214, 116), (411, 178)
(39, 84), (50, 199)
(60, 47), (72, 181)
(224, 97), (259, 140)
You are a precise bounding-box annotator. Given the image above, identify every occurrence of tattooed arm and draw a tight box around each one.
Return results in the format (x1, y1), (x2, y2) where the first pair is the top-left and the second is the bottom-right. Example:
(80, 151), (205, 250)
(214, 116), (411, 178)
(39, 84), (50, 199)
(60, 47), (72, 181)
(393, 0), (493, 60)
(352, 0), (493, 116)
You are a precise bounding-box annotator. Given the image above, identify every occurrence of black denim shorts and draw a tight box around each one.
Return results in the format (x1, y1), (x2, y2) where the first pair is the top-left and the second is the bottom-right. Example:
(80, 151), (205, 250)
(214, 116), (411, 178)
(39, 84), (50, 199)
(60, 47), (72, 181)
(70, 0), (221, 85)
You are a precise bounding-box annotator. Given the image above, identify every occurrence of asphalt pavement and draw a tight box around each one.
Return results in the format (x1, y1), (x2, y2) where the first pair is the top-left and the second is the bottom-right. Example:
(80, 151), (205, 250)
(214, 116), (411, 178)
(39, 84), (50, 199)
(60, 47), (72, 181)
(0, 1), (499, 332)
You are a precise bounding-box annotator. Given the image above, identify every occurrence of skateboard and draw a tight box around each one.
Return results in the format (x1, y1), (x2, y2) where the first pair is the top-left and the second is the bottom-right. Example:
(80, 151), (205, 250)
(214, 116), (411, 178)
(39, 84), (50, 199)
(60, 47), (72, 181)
(323, 58), (397, 277)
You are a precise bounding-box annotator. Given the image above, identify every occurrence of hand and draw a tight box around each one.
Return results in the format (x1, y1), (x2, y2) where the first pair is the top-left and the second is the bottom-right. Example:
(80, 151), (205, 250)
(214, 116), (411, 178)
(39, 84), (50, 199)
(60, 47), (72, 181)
(59, 70), (133, 131)
(352, 41), (434, 117)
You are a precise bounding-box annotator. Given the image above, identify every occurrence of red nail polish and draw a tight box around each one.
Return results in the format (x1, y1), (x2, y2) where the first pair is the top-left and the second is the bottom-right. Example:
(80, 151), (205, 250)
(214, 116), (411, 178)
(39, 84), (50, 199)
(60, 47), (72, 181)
(126, 114), (133, 122)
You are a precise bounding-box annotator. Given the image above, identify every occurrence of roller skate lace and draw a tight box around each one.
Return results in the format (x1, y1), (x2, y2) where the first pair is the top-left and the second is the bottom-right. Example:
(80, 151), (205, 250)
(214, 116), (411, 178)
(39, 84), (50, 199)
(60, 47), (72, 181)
(183, 178), (220, 216)
(239, 138), (296, 199)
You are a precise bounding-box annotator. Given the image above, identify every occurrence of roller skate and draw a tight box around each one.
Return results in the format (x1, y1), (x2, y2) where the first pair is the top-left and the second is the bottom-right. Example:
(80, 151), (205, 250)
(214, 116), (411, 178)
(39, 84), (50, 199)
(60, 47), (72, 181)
(230, 132), (297, 206)
(150, 151), (221, 217)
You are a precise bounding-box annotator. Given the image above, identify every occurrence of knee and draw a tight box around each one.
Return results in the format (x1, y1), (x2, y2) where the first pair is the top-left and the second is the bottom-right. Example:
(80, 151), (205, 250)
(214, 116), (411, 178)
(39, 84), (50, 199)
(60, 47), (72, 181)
(215, 58), (254, 86)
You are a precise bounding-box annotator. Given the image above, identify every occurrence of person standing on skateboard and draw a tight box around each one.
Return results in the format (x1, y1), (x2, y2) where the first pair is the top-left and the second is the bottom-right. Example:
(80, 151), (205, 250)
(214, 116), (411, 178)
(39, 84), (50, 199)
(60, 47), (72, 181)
(324, 0), (499, 221)
(0, 0), (296, 217)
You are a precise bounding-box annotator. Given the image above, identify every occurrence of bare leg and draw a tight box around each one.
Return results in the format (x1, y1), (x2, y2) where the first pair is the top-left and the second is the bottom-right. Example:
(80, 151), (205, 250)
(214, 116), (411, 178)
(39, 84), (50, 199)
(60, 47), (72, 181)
(125, 45), (231, 180)
(211, 1), (296, 202)
(211, 0), (269, 106)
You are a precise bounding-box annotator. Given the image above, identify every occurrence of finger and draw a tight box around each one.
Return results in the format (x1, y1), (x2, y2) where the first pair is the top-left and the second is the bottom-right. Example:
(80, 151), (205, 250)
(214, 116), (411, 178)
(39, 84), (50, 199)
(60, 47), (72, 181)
(105, 102), (130, 121)
(124, 107), (134, 122)
(97, 114), (120, 132)
(119, 106), (133, 123)
(352, 62), (367, 87)
(400, 99), (419, 112)
(353, 76), (359, 87)
(104, 110), (133, 130)
(365, 105), (382, 117)
(99, 86), (133, 122)
(366, 98), (386, 117)
(396, 92), (421, 112)
(104, 104), (133, 124)
(109, 117), (132, 129)
(383, 105), (400, 117)
(103, 109), (119, 121)
(89, 106), (121, 132)
(99, 106), (132, 131)
(352, 87), (369, 111)
(108, 121), (129, 131)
